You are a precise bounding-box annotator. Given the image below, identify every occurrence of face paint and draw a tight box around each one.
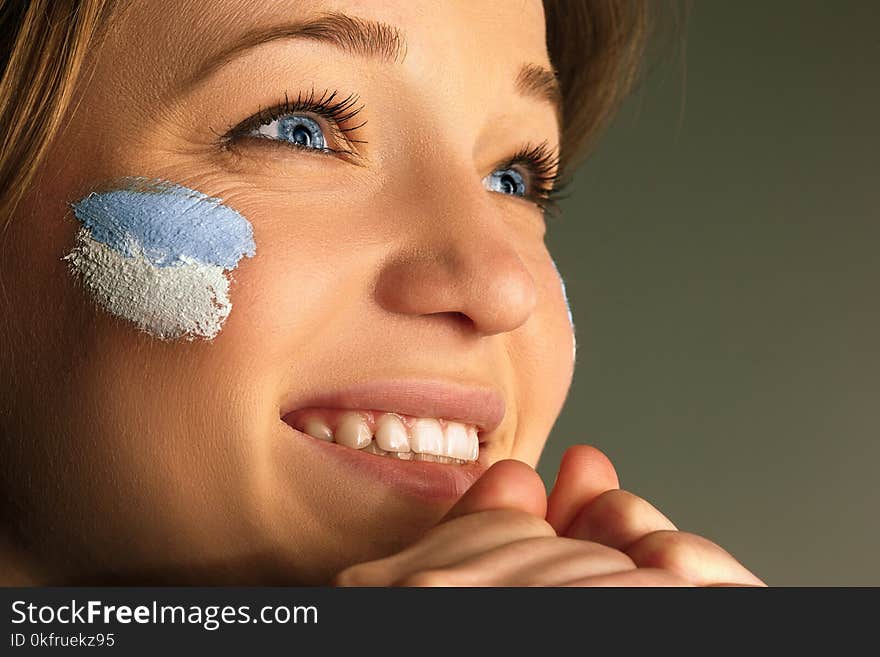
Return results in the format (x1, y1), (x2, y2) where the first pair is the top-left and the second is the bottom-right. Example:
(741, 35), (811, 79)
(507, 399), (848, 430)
(63, 177), (256, 340)
(551, 256), (577, 365)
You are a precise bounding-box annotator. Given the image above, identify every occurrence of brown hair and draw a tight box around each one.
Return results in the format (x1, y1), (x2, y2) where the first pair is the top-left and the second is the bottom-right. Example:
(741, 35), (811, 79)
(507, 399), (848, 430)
(0, 0), (657, 231)
(546, 0), (656, 177)
(0, 0), (117, 234)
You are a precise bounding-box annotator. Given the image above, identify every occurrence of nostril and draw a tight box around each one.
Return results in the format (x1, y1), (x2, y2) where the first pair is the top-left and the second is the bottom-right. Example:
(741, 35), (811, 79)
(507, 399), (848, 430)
(422, 310), (475, 333)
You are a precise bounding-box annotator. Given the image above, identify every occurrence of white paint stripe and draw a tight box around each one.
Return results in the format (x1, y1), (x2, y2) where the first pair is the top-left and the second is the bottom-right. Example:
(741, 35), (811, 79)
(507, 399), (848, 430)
(63, 228), (233, 340)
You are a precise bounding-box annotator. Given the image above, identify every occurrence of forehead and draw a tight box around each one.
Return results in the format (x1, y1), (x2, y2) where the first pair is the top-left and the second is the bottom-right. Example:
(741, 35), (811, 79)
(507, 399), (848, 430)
(106, 0), (552, 90)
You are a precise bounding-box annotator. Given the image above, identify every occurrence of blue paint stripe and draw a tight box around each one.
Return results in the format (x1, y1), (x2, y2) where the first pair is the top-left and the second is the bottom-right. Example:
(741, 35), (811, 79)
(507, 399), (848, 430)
(72, 178), (256, 269)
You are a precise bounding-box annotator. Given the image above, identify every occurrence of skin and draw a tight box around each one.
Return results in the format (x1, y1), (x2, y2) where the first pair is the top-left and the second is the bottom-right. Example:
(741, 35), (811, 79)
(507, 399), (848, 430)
(0, 0), (765, 586)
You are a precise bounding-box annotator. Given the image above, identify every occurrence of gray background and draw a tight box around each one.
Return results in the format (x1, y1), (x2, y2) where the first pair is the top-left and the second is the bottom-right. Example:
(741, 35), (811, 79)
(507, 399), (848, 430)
(540, 1), (879, 586)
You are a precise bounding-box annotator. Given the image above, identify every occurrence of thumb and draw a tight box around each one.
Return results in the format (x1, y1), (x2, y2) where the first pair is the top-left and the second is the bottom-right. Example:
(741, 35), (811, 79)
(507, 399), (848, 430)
(546, 445), (620, 534)
(441, 459), (547, 523)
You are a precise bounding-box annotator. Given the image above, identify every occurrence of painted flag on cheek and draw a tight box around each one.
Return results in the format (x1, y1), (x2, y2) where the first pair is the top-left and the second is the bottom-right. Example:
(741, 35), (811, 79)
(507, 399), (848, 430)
(63, 177), (256, 340)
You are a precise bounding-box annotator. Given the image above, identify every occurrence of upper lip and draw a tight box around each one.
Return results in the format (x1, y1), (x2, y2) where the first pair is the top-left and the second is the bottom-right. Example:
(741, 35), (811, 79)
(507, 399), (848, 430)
(281, 378), (505, 437)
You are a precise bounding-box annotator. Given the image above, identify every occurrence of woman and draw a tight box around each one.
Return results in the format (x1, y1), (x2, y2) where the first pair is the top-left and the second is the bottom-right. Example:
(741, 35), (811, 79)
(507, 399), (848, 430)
(0, 0), (765, 586)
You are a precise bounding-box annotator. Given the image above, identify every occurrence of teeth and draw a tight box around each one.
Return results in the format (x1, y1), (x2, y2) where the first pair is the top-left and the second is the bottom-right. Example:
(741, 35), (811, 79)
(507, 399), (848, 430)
(375, 414), (410, 452)
(443, 421), (473, 460)
(291, 410), (481, 464)
(335, 412), (372, 449)
(410, 418), (444, 456)
(303, 418), (333, 442)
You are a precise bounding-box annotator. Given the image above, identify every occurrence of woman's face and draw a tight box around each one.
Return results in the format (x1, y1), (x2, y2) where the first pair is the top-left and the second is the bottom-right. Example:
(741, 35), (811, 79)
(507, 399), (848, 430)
(1, 0), (575, 583)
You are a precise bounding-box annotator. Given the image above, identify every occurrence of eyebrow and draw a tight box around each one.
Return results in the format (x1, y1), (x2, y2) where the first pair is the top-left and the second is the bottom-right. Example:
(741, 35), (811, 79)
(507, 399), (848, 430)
(185, 11), (562, 123)
(186, 12), (406, 86)
(515, 63), (563, 127)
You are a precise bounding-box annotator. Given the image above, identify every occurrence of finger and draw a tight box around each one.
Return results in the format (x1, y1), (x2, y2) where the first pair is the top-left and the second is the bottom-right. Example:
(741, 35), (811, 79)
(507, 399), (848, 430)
(392, 536), (635, 587)
(441, 458), (547, 522)
(565, 488), (677, 549)
(625, 530), (768, 587)
(334, 509), (555, 586)
(546, 445), (620, 534)
(562, 567), (695, 587)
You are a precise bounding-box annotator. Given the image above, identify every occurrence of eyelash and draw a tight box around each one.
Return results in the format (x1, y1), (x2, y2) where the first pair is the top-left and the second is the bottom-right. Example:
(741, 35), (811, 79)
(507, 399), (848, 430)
(220, 86), (367, 158)
(220, 87), (568, 217)
(500, 141), (568, 218)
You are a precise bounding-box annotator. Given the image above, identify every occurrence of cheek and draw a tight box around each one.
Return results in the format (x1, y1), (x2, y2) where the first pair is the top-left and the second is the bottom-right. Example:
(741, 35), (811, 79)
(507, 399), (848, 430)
(507, 252), (577, 463)
(63, 177), (256, 341)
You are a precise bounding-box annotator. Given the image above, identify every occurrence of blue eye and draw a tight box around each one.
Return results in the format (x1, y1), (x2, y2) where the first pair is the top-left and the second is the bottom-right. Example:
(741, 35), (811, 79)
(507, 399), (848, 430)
(484, 168), (527, 197)
(251, 115), (327, 150)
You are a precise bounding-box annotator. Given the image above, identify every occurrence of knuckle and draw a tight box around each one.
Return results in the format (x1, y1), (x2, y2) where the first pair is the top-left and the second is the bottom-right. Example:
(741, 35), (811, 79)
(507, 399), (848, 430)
(588, 489), (645, 527)
(627, 531), (766, 586)
(584, 540), (638, 570)
(628, 530), (704, 573)
(528, 536), (637, 577)
(583, 488), (677, 536)
(518, 535), (638, 570)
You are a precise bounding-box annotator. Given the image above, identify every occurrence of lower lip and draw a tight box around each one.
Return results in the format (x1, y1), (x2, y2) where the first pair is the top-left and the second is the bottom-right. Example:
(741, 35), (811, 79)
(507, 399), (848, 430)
(281, 421), (487, 502)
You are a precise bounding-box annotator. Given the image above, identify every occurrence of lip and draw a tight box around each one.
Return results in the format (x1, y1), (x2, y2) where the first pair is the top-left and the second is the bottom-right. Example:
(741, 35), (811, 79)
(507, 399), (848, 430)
(282, 422), (489, 501)
(277, 378), (503, 501)
(280, 378), (506, 437)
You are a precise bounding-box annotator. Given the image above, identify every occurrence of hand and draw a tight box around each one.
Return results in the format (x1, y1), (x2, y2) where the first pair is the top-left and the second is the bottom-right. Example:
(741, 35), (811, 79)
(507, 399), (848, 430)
(334, 447), (766, 586)
(334, 459), (648, 586)
(546, 445), (767, 586)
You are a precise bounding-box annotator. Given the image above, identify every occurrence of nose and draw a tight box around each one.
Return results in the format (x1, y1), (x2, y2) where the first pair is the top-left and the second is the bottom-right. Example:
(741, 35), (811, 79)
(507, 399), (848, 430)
(374, 192), (539, 337)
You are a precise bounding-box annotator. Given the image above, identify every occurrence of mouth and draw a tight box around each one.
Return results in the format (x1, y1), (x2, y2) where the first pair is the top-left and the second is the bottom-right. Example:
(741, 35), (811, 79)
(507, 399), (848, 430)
(283, 407), (481, 463)
(278, 379), (505, 498)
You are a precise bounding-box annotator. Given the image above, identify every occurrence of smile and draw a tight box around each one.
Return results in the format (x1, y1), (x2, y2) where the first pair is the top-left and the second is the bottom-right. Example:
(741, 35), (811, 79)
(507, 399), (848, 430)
(283, 409), (480, 464)
(279, 378), (505, 474)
